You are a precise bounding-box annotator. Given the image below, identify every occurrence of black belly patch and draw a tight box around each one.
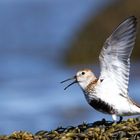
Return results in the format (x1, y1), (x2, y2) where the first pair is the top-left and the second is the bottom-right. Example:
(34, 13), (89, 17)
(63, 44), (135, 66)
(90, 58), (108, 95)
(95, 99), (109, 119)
(89, 99), (115, 114)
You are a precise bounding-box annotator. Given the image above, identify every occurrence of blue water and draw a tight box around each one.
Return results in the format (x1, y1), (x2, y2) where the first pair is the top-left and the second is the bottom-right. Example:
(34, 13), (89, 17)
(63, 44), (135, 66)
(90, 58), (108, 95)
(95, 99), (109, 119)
(0, 0), (139, 134)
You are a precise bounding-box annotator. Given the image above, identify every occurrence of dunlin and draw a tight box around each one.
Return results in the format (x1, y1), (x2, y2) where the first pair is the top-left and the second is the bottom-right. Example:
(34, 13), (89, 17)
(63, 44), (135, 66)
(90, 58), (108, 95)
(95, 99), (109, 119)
(61, 16), (139, 122)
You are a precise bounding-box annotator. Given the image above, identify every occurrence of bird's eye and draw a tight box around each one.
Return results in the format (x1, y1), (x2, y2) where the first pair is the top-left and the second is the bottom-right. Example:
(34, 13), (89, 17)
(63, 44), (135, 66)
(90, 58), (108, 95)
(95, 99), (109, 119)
(81, 72), (85, 75)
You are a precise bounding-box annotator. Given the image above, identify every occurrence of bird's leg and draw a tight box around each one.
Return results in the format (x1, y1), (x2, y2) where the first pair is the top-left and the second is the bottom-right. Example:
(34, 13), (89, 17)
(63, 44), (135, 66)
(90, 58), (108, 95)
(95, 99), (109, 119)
(101, 118), (106, 123)
(112, 114), (123, 123)
(118, 116), (123, 123)
(112, 114), (117, 123)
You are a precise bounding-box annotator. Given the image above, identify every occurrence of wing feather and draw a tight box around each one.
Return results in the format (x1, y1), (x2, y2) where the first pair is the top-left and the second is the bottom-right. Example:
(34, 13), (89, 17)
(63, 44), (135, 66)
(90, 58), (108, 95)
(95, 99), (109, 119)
(99, 16), (137, 96)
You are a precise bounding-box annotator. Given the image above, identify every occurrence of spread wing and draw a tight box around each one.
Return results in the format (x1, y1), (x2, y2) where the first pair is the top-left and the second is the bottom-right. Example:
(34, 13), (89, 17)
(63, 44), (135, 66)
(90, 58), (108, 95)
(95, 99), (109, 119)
(99, 16), (137, 96)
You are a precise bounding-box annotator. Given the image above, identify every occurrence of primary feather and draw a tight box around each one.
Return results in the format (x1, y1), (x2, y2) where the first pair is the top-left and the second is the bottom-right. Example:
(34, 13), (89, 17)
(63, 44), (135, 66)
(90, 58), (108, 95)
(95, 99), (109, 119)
(99, 16), (137, 96)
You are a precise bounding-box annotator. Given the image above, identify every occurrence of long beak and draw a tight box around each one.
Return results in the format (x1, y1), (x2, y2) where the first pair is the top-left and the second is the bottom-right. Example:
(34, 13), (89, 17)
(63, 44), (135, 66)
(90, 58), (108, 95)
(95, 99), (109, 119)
(61, 76), (77, 90)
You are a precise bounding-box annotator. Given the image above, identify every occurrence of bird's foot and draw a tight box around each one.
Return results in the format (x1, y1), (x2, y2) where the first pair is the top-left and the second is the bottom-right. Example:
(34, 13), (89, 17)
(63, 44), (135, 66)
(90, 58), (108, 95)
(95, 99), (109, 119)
(100, 118), (113, 125)
(101, 118), (106, 123)
(101, 118), (112, 124)
(118, 116), (123, 123)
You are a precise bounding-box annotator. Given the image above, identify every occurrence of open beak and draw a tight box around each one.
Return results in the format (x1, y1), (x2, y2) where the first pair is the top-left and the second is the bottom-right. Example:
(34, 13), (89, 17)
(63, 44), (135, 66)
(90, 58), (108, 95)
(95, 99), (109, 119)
(61, 76), (77, 90)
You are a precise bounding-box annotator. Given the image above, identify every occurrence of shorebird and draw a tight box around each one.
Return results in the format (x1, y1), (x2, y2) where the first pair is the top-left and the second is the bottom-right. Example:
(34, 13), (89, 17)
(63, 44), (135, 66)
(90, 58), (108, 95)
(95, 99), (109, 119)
(61, 16), (140, 122)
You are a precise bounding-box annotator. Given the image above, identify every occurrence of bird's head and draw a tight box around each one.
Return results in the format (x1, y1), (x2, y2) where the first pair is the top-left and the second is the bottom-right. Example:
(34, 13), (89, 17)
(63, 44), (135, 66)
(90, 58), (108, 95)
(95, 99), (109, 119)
(61, 69), (96, 90)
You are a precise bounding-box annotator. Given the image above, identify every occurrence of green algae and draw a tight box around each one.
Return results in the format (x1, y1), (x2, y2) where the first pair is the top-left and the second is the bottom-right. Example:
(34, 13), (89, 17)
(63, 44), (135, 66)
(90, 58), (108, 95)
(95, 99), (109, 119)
(1, 117), (140, 139)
